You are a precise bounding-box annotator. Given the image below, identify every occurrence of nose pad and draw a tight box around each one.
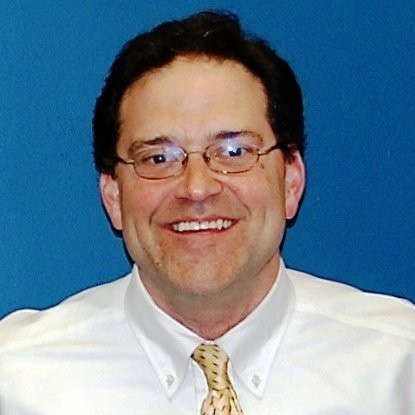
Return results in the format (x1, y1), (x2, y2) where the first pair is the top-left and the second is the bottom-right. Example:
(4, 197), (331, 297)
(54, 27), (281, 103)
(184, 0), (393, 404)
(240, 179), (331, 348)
(174, 152), (223, 201)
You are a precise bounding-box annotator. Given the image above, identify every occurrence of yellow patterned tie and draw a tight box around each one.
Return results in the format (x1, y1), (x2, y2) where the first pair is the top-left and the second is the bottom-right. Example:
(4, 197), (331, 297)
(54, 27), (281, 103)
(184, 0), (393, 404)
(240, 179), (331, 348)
(192, 344), (244, 415)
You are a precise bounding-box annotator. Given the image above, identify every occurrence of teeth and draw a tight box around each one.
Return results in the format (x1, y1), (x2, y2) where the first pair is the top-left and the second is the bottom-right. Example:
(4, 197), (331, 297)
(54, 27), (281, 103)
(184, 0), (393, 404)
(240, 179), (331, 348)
(172, 219), (233, 232)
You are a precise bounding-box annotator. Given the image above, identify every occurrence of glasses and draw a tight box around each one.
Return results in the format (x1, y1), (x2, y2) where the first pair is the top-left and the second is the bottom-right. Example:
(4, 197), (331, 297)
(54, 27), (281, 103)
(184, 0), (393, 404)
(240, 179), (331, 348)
(114, 137), (284, 180)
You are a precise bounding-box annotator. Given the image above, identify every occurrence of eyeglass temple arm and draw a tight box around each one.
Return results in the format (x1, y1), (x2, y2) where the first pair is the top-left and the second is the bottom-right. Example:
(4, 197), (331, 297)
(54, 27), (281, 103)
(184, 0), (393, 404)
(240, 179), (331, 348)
(107, 155), (134, 165)
(259, 142), (287, 155)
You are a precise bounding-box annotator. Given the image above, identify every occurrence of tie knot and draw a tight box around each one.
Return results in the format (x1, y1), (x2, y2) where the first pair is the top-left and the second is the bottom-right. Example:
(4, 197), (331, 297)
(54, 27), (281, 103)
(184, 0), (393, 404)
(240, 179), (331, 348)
(192, 344), (231, 390)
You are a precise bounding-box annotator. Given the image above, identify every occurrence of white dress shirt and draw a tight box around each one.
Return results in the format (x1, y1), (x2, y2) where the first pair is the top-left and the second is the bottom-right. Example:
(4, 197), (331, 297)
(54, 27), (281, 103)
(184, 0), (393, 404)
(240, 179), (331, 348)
(0, 262), (414, 414)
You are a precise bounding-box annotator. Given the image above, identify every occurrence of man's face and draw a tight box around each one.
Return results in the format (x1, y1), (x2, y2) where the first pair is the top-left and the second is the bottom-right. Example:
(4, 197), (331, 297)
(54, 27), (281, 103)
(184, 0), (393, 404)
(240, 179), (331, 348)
(101, 57), (304, 302)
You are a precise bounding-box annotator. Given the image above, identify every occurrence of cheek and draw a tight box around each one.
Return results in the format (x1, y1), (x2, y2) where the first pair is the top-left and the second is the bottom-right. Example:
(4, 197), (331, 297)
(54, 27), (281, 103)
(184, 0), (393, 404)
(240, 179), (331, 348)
(234, 169), (286, 215)
(260, 172), (287, 227)
(260, 165), (286, 203)
(118, 181), (159, 226)
(235, 173), (286, 253)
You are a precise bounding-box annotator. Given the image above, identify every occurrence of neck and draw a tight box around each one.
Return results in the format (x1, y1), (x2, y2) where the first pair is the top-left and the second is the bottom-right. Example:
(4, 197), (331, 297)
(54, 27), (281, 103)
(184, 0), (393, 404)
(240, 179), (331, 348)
(140, 257), (280, 340)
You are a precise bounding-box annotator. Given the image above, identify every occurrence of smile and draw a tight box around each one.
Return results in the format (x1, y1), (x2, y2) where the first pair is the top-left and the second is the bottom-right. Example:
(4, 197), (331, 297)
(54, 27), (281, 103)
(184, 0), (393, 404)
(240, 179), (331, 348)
(172, 219), (234, 232)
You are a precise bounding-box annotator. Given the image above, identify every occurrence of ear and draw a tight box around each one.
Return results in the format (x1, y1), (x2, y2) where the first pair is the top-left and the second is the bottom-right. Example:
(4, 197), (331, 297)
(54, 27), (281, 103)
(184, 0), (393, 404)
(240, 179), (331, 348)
(284, 152), (306, 220)
(100, 173), (123, 231)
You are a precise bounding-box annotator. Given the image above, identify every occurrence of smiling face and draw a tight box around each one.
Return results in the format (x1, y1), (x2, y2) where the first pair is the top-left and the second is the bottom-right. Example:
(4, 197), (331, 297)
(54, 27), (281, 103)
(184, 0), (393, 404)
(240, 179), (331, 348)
(100, 56), (305, 306)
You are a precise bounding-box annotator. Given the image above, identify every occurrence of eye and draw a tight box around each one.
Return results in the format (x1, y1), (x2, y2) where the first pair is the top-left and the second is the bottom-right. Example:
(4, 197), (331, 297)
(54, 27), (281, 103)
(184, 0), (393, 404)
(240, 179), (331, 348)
(136, 146), (184, 166)
(221, 142), (253, 159)
(207, 140), (258, 171)
(139, 150), (168, 165)
(226, 145), (242, 157)
(147, 153), (167, 164)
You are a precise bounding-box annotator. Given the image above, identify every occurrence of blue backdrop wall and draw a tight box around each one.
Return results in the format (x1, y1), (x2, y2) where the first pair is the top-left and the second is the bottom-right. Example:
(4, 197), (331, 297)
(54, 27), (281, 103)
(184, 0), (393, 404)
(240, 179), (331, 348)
(1, 0), (414, 317)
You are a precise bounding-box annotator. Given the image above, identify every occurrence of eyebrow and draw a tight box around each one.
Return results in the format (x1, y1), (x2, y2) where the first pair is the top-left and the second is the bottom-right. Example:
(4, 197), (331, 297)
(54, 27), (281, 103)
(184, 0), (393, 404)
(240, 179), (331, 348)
(128, 130), (264, 153)
(128, 136), (173, 155)
(214, 130), (264, 144)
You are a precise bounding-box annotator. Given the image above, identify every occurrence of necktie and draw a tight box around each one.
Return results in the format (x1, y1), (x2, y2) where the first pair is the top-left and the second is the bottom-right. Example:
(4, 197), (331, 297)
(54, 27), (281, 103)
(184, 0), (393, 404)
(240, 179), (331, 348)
(192, 343), (244, 415)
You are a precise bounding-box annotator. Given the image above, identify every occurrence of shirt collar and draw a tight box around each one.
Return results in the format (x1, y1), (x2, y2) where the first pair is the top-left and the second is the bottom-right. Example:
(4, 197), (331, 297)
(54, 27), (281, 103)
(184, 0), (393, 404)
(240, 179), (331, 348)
(217, 262), (295, 397)
(124, 266), (203, 398)
(124, 261), (295, 399)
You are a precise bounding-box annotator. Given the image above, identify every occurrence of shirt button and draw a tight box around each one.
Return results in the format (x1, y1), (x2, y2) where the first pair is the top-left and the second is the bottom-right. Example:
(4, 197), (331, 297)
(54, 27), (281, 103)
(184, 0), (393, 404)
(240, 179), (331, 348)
(252, 375), (261, 387)
(166, 374), (175, 386)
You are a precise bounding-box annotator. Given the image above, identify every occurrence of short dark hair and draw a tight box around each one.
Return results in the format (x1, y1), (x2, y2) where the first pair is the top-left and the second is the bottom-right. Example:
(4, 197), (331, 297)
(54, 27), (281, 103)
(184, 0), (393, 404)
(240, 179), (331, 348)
(93, 11), (305, 176)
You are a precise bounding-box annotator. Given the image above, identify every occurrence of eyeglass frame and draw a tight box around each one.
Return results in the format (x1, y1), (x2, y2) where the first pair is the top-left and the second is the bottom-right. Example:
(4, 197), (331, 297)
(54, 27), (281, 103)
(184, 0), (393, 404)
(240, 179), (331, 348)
(110, 140), (286, 180)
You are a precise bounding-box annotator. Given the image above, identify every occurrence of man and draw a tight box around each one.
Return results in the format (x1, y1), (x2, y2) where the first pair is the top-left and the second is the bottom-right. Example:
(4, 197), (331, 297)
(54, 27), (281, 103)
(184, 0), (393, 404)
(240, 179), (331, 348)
(0, 11), (414, 414)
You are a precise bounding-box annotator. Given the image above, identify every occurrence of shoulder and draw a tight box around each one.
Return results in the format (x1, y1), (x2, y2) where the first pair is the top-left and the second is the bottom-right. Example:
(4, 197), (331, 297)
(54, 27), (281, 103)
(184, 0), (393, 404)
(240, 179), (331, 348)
(0, 274), (132, 353)
(286, 267), (415, 341)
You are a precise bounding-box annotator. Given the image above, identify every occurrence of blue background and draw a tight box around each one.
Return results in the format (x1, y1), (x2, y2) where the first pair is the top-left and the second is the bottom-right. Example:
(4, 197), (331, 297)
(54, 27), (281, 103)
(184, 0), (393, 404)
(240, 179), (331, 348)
(1, 1), (414, 318)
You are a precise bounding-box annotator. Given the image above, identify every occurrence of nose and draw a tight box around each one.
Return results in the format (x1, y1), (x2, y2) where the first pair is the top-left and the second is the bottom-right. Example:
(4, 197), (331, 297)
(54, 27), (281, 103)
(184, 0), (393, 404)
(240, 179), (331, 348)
(174, 153), (223, 202)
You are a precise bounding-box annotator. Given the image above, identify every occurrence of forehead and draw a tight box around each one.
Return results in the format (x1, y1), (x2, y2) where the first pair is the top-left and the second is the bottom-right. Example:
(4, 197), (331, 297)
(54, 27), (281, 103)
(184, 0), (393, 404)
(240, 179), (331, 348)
(118, 56), (271, 146)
